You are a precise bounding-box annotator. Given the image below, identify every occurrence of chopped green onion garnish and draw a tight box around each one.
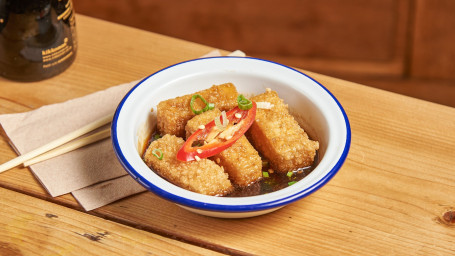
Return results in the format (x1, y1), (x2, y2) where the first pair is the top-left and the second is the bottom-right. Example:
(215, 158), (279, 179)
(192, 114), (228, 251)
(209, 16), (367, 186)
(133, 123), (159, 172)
(190, 94), (214, 115)
(262, 171), (269, 178)
(286, 171), (293, 177)
(237, 94), (252, 110)
(152, 148), (163, 160)
(154, 134), (161, 140)
(288, 181), (297, 186)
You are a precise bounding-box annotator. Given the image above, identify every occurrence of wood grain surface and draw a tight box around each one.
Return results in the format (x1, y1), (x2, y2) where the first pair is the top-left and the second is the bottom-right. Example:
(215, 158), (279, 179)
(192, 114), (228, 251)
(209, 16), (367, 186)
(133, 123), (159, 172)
(75, 0), (411, 77)
(74, 0), (455, 108)
(0, 15), (454, 256)
(412, 0), (455, 80)
(0, 187), (223, 256)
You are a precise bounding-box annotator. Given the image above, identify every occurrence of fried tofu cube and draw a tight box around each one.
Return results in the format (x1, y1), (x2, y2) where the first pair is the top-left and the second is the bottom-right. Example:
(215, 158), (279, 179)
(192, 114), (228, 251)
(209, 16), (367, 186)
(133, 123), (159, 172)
(247, 90), (319, 173)
(186, 109), (263, 187)
(157, 83), (238, 138)
(143, 134), (233, 196)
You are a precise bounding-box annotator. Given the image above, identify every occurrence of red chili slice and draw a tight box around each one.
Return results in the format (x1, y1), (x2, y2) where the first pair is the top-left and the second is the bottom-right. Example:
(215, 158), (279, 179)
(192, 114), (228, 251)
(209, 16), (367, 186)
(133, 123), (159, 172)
(177, 102), (257, 162)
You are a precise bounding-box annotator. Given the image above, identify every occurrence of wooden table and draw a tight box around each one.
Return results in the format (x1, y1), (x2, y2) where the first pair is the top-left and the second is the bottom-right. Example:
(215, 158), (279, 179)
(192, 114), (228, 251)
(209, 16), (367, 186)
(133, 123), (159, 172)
(1, 15), (454, 256)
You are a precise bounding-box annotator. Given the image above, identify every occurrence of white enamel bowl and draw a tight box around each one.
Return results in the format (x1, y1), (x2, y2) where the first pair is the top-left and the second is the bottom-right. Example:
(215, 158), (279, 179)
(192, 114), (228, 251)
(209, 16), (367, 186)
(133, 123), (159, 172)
(112, 57), (350, 218)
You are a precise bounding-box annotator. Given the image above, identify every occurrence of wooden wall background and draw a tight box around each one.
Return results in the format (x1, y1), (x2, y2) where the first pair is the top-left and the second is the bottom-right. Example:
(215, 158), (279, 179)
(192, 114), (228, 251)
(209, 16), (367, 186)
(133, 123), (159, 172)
(74, 0), (455, 107)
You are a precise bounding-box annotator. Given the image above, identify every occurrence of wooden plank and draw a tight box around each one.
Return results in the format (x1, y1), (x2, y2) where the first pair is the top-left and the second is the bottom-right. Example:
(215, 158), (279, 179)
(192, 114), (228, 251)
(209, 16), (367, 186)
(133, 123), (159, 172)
(411, 0), (455, 79)
(75, 0), (411, 77)
(341, 76), (455, 107)
(0, 15), (454, 255)
(73, 0), (455, 107)
(0, 187), (224, 256)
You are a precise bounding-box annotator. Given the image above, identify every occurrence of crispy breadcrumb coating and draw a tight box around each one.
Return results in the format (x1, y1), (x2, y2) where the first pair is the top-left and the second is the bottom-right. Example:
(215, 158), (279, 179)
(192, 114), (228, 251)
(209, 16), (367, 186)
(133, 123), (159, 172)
(248, 90), (319, 172)
(144, 134), (233, 196)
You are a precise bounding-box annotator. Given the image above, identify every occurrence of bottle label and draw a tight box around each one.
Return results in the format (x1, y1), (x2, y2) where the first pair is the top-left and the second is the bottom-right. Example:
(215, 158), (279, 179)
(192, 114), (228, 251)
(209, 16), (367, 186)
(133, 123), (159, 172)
(42, 37), (73, 68)
(57, 0), (74, 21)
(41, 0), (76, 70)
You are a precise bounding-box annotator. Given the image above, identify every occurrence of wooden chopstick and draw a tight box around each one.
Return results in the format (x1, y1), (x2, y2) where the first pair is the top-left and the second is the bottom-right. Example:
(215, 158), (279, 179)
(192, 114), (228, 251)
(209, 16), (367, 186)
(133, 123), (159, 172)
(0, 113), (113, 173)
(23, 128), (111, 167)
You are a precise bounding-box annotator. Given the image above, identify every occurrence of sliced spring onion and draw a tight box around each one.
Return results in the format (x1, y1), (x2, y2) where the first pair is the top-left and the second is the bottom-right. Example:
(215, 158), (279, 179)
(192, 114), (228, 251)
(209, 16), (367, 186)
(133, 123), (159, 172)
(214, 111), (228, 130)
(286, 171), (293, 177)
(190, 94), (214, 115)
(288, 181), (297, 186)
(154, 134), (161, 140)
(152, 148), (163, 160)
(237, 94), (252, 110)
(262, 171), (269, 178)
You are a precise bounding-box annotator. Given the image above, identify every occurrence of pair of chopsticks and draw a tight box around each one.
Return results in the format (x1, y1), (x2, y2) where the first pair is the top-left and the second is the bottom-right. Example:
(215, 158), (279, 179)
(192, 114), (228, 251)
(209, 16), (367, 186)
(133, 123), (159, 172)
(0, 113), (113, 173)
(0, 50), (246, 174)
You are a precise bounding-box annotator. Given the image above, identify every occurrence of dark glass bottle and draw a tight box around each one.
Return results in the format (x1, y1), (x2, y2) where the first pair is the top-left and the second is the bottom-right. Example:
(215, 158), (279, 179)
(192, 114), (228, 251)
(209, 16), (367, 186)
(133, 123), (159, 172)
(0, 0), (77, 82)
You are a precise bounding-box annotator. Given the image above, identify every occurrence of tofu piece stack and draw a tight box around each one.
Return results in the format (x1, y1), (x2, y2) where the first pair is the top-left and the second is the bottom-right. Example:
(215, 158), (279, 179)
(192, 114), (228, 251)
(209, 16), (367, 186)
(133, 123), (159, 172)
(185, 109), (263, 187)
(157, 83), (238, 138)
(144, 134), (233, 196)
(248, 90), (319, 173)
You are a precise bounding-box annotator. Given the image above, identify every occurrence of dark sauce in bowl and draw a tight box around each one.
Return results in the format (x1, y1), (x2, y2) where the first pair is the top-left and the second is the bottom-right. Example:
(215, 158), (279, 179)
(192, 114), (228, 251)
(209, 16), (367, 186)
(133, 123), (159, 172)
(227, 153), (318, 197)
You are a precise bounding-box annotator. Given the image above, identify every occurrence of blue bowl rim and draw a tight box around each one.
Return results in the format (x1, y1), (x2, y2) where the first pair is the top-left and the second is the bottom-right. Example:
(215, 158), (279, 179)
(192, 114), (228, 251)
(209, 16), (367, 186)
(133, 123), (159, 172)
(111, 56), (351, 213)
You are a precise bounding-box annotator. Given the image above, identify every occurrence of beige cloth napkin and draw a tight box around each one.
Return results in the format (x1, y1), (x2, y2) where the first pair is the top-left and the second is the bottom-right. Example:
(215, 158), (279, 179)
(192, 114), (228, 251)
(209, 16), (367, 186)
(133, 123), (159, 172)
(0, 50), (225, 211)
